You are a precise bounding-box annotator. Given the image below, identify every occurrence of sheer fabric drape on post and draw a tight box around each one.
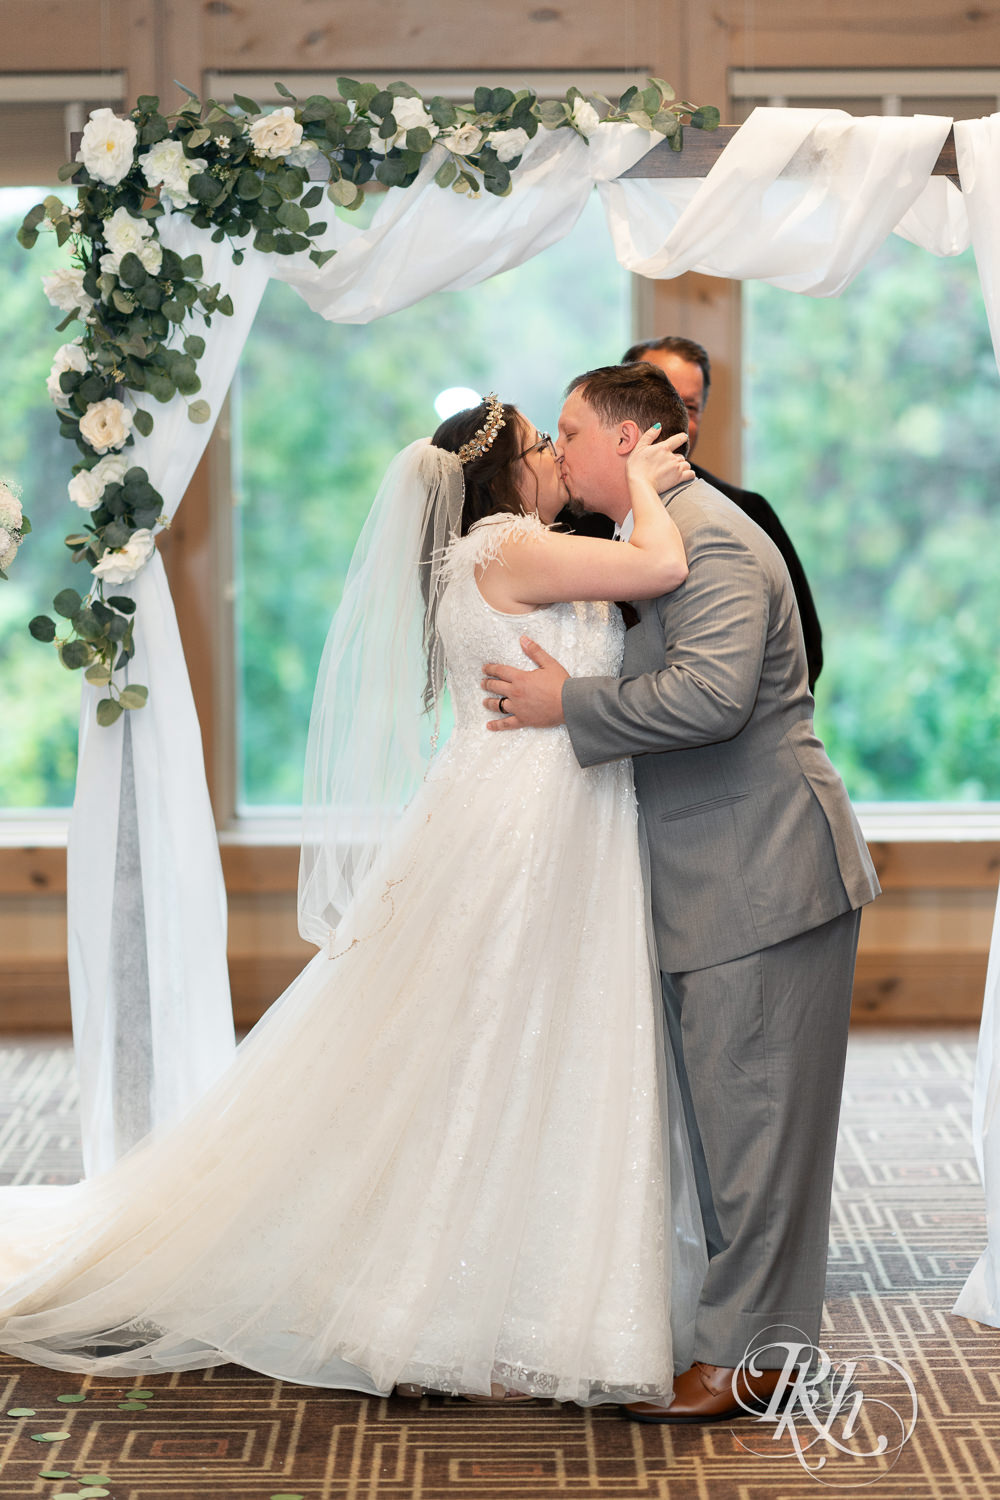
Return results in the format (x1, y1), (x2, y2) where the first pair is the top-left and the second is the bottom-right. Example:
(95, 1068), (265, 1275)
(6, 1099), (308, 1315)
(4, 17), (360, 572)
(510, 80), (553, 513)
(69, 219), (270, 1175)
(68, 109), (1000, 1179)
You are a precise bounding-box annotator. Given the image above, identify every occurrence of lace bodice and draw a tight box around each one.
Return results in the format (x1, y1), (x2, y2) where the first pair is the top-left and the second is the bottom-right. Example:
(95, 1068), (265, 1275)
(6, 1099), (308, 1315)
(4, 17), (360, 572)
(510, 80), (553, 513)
(436, 514), (625, 734)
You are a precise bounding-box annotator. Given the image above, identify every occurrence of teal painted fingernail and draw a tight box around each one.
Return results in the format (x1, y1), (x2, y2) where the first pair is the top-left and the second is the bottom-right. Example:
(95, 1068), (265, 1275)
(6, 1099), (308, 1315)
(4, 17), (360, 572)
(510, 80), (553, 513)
(653, 422), (661, 430)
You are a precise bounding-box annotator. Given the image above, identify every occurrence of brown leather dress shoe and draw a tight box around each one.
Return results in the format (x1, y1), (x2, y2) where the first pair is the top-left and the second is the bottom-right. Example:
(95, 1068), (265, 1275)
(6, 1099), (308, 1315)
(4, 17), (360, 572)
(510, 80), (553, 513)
(624, 1360), (789, 1424)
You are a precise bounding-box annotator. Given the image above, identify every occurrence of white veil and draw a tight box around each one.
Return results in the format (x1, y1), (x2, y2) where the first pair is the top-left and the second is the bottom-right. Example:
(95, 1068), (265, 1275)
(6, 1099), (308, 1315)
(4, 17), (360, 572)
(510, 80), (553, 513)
(298, 438), (465, 950)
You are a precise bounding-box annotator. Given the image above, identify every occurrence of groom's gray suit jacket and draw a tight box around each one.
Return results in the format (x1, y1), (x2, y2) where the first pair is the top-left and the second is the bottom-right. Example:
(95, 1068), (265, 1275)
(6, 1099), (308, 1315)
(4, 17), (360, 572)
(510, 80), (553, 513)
(563, 477), (880, 973)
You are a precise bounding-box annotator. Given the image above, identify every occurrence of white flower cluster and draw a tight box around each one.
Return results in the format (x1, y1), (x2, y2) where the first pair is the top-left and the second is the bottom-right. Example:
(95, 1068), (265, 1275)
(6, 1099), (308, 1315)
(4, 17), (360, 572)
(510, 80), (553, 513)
(140, 138), (207, 210)
(92, 528), (156, 585)
(0, 480), (25, 574)
(46, 340), (90, 407)
(68, 453), (130, 511)
(99, 207), (162, 279)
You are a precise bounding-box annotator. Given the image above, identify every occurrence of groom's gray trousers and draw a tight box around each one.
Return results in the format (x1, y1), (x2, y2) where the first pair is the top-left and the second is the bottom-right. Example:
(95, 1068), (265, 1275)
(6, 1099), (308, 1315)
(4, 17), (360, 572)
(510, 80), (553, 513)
(661, 907), (861, 1367)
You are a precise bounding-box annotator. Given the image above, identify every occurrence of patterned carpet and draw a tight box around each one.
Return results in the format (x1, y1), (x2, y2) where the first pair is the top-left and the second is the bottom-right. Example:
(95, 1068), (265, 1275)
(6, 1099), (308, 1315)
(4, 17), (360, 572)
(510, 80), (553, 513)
(0, 1030), (997, 1500)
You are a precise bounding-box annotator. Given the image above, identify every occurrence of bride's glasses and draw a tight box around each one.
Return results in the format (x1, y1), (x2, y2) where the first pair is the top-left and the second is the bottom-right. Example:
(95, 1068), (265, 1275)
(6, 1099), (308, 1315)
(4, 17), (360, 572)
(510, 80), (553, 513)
(515, 432), (557, 462)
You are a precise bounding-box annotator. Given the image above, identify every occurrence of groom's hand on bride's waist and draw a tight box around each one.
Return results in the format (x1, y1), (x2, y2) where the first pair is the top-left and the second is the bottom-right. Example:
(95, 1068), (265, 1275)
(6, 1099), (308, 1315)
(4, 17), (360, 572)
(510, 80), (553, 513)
(483, 638), (569, 730)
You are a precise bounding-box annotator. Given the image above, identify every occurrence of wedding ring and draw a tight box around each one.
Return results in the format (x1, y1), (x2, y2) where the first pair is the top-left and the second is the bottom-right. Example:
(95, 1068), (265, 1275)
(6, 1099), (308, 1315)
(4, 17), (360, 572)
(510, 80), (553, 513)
(498, 696), (508, 714)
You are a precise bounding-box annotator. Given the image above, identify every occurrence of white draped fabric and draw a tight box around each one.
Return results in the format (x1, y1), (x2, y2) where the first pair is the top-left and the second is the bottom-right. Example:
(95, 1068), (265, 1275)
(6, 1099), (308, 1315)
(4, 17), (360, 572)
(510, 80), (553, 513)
(71, 107), (1000, 1184)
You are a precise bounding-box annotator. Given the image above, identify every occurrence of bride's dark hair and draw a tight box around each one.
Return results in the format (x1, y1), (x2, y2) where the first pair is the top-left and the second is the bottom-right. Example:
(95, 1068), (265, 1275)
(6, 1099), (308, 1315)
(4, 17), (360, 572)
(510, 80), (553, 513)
(432, 401), (530, 535)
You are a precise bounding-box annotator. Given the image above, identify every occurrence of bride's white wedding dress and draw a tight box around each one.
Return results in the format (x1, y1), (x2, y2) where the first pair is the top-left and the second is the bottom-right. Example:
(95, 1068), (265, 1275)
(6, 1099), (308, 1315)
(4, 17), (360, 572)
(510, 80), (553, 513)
(0, 515), (703, 1403)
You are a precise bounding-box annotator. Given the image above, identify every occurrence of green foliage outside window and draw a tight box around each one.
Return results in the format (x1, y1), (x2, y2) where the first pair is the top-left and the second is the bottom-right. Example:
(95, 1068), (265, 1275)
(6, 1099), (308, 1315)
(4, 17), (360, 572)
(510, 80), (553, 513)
(745, 234), (1000, 800)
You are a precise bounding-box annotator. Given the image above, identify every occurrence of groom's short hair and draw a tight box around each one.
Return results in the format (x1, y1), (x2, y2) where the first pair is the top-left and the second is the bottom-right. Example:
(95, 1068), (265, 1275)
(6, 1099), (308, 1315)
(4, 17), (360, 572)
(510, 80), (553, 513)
(566, 363), (689, 445)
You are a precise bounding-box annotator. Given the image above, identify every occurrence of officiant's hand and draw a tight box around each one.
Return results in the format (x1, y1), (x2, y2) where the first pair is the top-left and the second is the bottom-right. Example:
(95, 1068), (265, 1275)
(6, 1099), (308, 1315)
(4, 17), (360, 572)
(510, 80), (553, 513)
(483, 639), (568, 730)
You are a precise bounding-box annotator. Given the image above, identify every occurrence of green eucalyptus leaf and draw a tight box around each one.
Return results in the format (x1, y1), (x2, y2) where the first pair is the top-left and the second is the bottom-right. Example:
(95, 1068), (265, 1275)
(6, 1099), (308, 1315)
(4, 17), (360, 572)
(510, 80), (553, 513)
(538, 99), (568, 128)
(111, 288), (136, 314)
(71, 606), (104, 641)
(101, 520), (133, 548)
(183, 333), (206, 358)
(29, 1432), (73, 1443)
(690, 104), (720, 130)
(187, 399), (211, 423)
(232, 93), (261, 114)
(6, 1406), (37, 1415)
(96, 697), (124, 727)
(237, 169), (263, 199)
(435, 159), (458, 189)
(429, 96), (457, 128)
(119, 684), (149, 710)
(133, 408), (154, 437)
(309, 246), (337, 268)
(53, 587), (82, 618)
(274, 80), (296, 99)
(118, 251), (148, 288)
(406, 126), (433, 153)
(160, 299), (185, 322)
(186, 126), (212, 148)
(85, 663), (113, 684)
(59, 640), (92, 670)
(276, 200), (310, 231)
(474, 86), (491, 114)
(326, 178), (359, 207)
(58, 161), (79, 181)
(489, 87), (515, 114)
(301, 184), (323, 209)
(336, 77), (361, 101)
(55, 1394), (87, 1404)
(107, 594), (137, 613)
(180, 253), (203, 277)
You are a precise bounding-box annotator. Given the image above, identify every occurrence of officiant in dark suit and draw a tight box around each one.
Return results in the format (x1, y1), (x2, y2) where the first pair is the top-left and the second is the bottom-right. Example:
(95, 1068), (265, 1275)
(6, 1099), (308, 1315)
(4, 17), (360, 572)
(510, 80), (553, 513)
(558, 336), (824, 692)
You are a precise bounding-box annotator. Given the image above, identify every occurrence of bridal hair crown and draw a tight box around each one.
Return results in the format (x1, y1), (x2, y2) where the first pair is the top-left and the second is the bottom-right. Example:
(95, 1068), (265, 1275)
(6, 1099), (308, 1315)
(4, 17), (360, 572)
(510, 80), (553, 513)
(457, 393), (506, 465)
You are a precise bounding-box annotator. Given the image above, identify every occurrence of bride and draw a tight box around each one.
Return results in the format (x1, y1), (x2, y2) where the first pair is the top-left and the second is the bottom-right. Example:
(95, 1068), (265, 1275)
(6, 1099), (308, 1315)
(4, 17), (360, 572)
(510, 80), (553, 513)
(0, 395), (706, 1405)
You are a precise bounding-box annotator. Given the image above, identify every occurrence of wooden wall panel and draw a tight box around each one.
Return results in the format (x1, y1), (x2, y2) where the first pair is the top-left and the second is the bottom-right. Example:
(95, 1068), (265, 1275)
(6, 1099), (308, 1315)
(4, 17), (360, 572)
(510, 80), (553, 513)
(203, 0), (659, 73)
(723, 0), (1000, 70)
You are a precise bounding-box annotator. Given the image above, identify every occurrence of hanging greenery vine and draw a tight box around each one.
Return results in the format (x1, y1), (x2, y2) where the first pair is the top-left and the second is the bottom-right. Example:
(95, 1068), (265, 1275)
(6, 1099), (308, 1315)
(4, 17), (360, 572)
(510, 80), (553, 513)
(16, 77), (718, 725)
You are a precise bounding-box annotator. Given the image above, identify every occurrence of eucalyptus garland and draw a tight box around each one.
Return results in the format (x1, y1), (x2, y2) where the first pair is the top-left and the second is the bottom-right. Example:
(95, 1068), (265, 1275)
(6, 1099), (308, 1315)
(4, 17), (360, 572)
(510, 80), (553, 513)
(17, 76), (718, 726)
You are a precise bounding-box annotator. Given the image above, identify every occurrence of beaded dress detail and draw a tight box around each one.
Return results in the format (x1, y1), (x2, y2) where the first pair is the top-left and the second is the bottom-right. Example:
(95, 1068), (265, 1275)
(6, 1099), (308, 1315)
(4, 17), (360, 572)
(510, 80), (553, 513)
(0, 514), (701, 1404)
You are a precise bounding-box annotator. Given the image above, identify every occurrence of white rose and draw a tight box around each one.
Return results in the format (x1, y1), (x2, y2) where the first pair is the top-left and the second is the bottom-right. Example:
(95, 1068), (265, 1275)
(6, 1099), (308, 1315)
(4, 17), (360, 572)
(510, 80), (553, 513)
(441, 123), (483, 156)
(137, 238), (162, 274)
(42, 267), (94, 317)
(488, 126), (531, 163)
(103, 206), (153, 258)
(393, 97), (439, 137)
(571, 97), (601, 136)
(248, 106), (303, 159)
(78, 107), (138, 186)
(79, 397), (134, 455)
(46, 341), (90, 407)
(368, 126), (390, 157)
(140, 139), (206, 209)
(91, 528), (156, 586)
(68, 453), (129, 511)
(0, 480), (22, 533)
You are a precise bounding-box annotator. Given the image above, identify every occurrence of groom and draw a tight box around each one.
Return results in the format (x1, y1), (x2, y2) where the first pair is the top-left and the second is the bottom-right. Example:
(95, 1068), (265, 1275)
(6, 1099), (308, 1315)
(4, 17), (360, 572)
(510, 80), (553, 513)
(483, 363), (880, 1423)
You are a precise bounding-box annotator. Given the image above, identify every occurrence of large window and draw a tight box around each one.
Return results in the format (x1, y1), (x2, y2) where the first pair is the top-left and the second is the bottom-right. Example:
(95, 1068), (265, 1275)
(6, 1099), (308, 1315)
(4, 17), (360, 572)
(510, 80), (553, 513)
(0, 188), (79, 809)
(235, 190), (632, 808)
(744, 234), (1000, 800)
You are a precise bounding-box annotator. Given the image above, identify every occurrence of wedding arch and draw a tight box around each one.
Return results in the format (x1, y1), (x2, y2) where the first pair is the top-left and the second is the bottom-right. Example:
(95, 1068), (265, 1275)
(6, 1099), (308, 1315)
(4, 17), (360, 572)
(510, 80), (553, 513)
(16, 82), (1000, 1180)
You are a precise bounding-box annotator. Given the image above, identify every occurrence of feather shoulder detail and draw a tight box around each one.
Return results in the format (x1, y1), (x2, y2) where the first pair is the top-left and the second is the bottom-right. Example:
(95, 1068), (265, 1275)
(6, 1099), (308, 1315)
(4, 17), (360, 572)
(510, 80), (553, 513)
(439, 511), (548, 584)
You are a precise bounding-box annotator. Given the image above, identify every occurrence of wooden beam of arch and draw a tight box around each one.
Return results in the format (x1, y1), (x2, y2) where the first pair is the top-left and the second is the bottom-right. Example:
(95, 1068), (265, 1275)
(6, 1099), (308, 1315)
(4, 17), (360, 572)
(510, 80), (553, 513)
(623, 124), (959, 180)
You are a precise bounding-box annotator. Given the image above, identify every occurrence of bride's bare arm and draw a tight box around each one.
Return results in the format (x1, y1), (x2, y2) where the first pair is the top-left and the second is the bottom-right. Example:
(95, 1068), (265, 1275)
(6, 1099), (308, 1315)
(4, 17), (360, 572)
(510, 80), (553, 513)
(498, 426), (690, 606)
